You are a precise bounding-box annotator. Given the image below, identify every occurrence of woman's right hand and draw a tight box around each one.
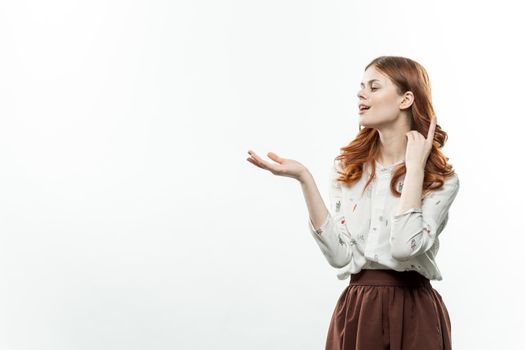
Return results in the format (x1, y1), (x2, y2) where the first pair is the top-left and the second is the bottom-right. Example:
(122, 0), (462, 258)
(246, 150), (309, 182)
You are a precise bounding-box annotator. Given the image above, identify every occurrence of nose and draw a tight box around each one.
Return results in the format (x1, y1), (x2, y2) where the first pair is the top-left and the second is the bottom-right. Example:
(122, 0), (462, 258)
(356, 88), (367, 101)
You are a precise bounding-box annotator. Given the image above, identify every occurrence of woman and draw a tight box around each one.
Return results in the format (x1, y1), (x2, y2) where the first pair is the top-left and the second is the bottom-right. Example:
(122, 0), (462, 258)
(246, 56), (459, 350)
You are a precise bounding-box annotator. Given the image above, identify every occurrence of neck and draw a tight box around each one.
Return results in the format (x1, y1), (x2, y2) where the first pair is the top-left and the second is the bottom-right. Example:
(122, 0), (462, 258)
(376, 129), (408, 166)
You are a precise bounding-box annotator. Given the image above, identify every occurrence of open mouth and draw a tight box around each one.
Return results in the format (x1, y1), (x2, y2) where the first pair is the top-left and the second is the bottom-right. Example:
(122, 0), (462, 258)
(359, 106), (371, 113)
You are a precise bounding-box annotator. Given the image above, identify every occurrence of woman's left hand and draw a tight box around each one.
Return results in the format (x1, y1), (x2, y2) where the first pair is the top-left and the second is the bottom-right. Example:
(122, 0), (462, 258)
(404, 115), (437, 171)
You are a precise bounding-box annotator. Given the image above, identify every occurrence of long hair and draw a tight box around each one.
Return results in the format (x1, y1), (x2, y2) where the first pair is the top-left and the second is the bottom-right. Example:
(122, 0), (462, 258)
(334, 56), (457, 199)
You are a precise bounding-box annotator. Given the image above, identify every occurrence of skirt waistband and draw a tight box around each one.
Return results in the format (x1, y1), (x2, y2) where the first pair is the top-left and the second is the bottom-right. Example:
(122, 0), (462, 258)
(349, 269), (431, 287)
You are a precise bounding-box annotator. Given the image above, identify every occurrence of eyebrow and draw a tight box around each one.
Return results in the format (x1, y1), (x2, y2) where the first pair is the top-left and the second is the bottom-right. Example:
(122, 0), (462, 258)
(360, 79), (381, 88)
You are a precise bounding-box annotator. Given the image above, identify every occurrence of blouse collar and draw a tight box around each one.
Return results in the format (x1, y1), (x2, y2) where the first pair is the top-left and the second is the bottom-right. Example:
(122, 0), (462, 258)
(365, 159), (405, 175)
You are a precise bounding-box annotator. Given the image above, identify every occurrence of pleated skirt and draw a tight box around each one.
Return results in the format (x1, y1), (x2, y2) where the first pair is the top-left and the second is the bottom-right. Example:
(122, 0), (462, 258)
(325, 269), (451, 350)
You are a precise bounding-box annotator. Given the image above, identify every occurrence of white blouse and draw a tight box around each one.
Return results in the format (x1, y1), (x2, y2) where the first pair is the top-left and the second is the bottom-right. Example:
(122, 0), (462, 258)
(307, 159), (460, 281)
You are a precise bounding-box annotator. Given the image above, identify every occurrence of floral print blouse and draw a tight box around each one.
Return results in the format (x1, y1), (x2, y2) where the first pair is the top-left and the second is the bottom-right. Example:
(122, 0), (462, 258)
(307, 159), (460, 281)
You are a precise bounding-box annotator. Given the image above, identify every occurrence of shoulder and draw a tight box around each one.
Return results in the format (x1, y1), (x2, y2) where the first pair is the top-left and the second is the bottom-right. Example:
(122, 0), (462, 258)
(330, 159), (346, 181)
(333, 159), (344, 172)
(423, 172), (459, 199)
(444, 172), (460, 188)
(431, 172), (459, 188)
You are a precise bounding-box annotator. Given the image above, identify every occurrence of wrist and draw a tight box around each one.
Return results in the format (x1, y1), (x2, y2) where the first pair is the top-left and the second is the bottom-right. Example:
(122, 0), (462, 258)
(406, 165), (425, 175)
(298, 169), (313, 184)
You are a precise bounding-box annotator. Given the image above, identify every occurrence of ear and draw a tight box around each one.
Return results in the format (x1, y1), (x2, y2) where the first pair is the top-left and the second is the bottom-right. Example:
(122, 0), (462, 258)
(399, 91), (414, 110)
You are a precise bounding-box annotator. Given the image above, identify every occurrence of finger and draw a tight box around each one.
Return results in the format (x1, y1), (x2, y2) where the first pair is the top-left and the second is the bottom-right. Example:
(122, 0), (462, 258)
(267, 151), (284, 164)
(412, 132), (424, 141)
(426, 116), (437, 142)
(246, 157), (265, 169)
(247, 151), (271, 169)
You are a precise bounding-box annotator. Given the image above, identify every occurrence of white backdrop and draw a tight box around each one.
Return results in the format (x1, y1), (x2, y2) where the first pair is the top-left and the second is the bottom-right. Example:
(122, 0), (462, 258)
(0, 0), (523, 349)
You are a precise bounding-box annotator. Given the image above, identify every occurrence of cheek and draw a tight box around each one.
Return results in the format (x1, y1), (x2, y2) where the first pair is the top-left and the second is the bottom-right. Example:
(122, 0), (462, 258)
(375, 94), (395, 107)
(373, 96), (399, 115)
(372, 102), (395, 114)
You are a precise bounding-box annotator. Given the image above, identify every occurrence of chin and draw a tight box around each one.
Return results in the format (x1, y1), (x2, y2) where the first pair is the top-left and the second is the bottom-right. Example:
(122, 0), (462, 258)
(359, 118), (375, 128)
(359, 114), (391, 128)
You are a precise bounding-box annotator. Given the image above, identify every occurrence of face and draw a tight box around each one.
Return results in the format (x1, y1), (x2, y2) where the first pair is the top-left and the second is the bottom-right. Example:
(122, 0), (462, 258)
(356, 65), (412, 128)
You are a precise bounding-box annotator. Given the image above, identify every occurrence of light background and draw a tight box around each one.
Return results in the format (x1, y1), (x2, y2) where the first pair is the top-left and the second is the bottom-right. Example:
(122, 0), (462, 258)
(0, 0), (522, 349)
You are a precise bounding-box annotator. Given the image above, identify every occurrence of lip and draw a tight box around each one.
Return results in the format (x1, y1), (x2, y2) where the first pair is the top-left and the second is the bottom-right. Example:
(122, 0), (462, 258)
(358, 107), (371, 115)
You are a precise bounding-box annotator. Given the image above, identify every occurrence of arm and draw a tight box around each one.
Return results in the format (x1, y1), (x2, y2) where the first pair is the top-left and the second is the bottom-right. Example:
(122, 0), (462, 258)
(301, 160), (353, 268)
(389, 172), (460, 261)
(396, 168), (425, 215)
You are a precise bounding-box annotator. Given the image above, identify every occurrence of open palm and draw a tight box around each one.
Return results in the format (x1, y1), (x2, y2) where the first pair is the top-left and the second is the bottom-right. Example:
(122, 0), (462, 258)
(246, 150), (307, 181)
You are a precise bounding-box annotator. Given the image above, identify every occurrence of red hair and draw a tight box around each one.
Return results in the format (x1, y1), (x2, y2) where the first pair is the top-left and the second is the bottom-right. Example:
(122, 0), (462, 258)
(334, 56), (457, 199)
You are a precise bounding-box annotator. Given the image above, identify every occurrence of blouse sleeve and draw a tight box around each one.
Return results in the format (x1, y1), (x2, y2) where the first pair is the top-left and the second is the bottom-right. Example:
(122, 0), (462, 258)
(389, 173), (460, 261)
(307, 160), (354, 268)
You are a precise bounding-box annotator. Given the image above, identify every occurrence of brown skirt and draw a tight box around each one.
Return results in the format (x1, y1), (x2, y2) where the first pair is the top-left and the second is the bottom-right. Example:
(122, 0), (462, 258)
(325, 269), (451, 350)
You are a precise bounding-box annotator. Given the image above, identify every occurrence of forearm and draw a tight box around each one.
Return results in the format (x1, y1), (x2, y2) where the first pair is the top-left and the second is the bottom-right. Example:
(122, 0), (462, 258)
(299, 170), (329, 231)
(301, 168), (352, 268)
(390, 168), (459, 261)
(396, 168), (424, 215)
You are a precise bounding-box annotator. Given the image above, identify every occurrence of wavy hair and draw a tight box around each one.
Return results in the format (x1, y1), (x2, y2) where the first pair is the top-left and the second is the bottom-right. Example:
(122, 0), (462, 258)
(334, 56), (457, 199)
